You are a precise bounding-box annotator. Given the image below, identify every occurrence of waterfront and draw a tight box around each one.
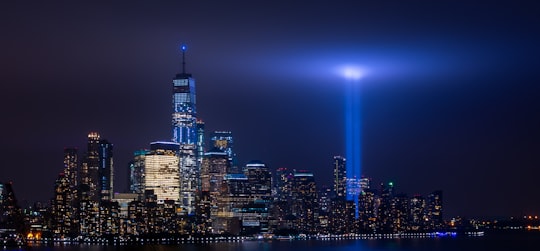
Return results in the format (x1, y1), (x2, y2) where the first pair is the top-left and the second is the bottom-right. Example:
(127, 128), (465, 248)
(7, 232), (540, 251)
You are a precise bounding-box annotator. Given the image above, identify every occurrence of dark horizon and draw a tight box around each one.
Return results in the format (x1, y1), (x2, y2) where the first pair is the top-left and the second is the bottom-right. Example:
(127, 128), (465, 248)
(2, 1), (540, 219)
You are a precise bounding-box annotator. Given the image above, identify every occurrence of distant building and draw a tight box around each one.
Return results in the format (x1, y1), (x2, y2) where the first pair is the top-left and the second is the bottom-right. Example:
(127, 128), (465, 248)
(98, 140), (114, 201)
(358, 188), (377, 232)
(112, 193), (138, 236)
(272, 167), (294, 231)
(329, 198), (356, 234)
(409, 194), (426, 231)
(196, 120), (205, 169)
(244, 161), (272, 200)
(199, 148), (229, 233)
(242, 161), (272, 234)
(210, 131), (237, 172)
(274, 167), (293, 202)
(377, 182), (395, 232)
(333, 156), (346, 198)
(80, 132), (114, 202)
(80, 132), (100, 202)
(391, 193), (410, 232)
(50, 148), (79, 237)
(0, 182), (25, 234)
(51, 174), (73, 237)
(360, 176), (371, 191)
(128, 149), (148, 194)
(426, 190), (443, 229)
(63, 148), (79, 202)
(222, 173), (250, 234)
(291, 170), (318, 234)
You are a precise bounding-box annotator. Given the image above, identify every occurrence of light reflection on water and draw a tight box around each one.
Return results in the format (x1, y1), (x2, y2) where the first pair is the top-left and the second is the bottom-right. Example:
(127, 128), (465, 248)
(10, 233), (540, 251)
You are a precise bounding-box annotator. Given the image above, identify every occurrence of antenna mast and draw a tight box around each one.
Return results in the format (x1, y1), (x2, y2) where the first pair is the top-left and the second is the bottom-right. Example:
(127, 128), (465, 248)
(181, 44), (187, 74)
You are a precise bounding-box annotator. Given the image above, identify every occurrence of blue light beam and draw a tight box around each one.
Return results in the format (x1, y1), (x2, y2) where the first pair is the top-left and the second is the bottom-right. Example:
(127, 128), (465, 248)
(342, 66), (364, 219)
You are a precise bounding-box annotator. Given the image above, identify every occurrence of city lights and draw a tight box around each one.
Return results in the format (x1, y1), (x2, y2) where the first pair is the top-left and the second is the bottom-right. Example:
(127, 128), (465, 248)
(0, 50), (448, 245)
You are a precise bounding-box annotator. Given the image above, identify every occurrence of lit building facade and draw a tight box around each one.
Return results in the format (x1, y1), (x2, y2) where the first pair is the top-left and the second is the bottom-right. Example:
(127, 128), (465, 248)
(80, 132), (114, 202)
(200, 149), (229, 233)
(377, 182), (395, 232)
(358, 188), (377, 232)
(409, 194), (426, 231)
(333, 156), (346, 198)
(0, 182), (25, 234)
(360, 177), (371, 191)
(196, 119), (205, 169)
(244, 161), (272, 200)
(272, 167), (294, 230)
(275, 167), (293, 202)
(328, 198), (356, 234)
(51, 173), (72, 237)
(426, 190), (443, 229)
(50, 148), (80, 237)
(291, 170), (319, 234)
(99, 140), (114, 201)
(63, 148), (79, 200)
(222, 173), (250, 234)
(81, 132), (100, 202)
(211, 131), (237, 172)
(144, 142), (181, 203)
(78, 133), (116, 236)
(242, 161), (272, 234)
(129, 149), (148, 195)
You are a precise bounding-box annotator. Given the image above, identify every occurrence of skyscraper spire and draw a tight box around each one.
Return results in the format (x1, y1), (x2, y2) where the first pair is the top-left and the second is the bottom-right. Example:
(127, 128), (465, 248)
(172, 45), (198, 215)
(181, 44), (187, 74)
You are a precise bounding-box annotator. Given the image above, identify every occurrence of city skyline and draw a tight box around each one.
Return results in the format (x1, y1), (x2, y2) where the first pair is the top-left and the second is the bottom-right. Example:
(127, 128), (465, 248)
(2, 1), (540, 219)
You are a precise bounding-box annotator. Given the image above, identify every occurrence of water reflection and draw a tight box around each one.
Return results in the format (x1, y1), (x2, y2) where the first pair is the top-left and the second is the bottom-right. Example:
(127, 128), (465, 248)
(8, 233), (540, 251)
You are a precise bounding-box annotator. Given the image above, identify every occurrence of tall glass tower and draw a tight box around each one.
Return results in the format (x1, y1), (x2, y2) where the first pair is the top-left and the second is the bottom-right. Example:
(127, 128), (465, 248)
(80, 132), (113, 202)
(210, 131), (237, 173)
(172, 45), (198, 215)
(172, 73), (196, 143)
(333, 156), (346, 198)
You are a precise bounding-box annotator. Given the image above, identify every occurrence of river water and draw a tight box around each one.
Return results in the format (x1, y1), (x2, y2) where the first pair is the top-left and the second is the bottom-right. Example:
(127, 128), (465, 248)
(9, 232), (540, 251)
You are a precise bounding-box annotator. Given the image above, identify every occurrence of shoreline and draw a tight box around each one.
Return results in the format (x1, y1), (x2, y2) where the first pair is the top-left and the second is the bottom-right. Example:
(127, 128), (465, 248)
(18, 231), (486, 247)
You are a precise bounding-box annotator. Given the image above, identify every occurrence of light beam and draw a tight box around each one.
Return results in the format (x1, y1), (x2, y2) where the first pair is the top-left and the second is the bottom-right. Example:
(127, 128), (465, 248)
(339, 64), (366, 219)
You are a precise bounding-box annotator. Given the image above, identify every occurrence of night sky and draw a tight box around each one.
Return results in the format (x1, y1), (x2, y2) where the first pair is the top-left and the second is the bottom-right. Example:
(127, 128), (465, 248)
(2, 1), (540, 218)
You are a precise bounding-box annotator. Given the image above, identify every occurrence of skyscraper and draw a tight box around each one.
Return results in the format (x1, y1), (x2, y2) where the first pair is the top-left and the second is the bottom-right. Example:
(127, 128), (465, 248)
(426, 190), (443, 229)
(99, 140), (114, 201)
(79, 132), (114, 236)
(172, 46), (197, 145)
(50, 148), (80, 236)
(333, 156), (346, 198)
(196, 119), (205, 168)
(144, 142), (181, 203)
(210, 131), (237, 172)
(291, 170), (319, 233)
(63, 148), (79, 198)
(81, 132), (100, 202)
(51, 173), (72, 237)
(0, 182), (25, 234)
(129, 149), (148, 195)
(172, 45), (198, 215)
(409, 194), (426, 231)
(239, 161), (272, 234)
(80, 132), (114, 202)
(200, 149), (229, 233)
(244, 161), (272, 199)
